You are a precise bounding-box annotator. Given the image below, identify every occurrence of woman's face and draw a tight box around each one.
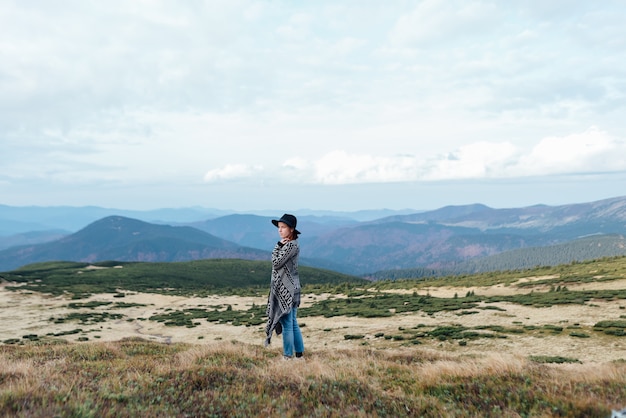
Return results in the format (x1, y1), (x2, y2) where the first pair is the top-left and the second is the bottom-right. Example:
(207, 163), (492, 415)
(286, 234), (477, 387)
(277, 222), (293, 240)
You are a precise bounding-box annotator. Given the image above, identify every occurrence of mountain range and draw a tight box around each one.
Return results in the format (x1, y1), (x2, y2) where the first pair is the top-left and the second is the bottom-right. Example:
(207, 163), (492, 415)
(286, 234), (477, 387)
(1, 196), (626, 275)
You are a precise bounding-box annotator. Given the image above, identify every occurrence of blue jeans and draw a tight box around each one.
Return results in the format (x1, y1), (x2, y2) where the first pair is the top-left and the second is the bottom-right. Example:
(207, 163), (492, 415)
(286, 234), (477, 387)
(279, 307), (304, 357)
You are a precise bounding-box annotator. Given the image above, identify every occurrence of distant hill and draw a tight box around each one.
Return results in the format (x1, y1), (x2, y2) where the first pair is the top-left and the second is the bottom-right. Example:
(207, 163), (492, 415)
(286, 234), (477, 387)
(456, 234), (626, 274)
(190, 214), (358, 251)
(304, 196), (626, 274)
(373, 203), (493, 224)
(0, 229), (69, 251)
(2, 196), (626, 276)
(0, 216), (269, 271)
(0, 204), (400, 235)
(369, 234), (626, 280)
(0, 204), (237, 234)
(382, 197), (626, 233)
(0, 259), (366, 297)
(305, 221), (534, 274)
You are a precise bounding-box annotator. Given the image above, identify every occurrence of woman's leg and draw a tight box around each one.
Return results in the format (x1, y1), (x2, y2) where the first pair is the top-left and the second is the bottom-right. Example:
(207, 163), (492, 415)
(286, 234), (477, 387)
(279, 309), (295, 357)
(292, 307), (304, 356)
(280, 308), (304, 358)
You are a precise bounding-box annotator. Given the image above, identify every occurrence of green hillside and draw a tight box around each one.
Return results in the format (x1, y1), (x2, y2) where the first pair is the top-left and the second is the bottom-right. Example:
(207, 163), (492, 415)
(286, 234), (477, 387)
(370, 234), (626, 280)
(0, 259), (366, 298)
(457, 233), (626, 274)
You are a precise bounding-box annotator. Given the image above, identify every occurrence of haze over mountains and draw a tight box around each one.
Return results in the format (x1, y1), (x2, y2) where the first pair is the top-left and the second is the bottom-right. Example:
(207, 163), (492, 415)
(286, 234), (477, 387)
(1, 196), (626, 275)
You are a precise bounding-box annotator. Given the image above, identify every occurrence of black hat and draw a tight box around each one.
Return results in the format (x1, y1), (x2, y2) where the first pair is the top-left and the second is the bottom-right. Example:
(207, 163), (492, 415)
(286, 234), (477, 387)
(271, 213), (301, 236)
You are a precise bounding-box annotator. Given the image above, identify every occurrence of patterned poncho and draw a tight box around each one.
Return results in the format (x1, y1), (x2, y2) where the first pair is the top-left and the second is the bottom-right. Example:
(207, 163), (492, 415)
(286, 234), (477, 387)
(264, 239), (301, 347)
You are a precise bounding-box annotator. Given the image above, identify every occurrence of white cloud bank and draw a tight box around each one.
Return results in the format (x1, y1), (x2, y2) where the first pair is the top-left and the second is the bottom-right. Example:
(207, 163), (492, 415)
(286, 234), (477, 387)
(204, 127), (626, 184)
(2, 1), (626, 210)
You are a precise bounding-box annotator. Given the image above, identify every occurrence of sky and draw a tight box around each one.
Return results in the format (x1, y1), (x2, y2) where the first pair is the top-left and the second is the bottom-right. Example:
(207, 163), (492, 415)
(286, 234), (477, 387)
(2, 0), (626, 213)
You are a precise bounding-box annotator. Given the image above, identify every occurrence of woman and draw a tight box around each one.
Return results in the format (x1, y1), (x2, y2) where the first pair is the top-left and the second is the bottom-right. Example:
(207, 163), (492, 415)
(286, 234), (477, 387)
(264, 213), (304, 360)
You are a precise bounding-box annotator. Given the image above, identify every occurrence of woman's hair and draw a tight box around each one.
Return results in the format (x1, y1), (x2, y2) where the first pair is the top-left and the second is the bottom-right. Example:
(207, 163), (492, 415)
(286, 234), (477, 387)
(283, 225), (301, 241)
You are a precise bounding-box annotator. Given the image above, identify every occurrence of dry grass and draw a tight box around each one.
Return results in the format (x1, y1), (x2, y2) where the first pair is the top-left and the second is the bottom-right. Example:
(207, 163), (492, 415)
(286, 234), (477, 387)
(1, 340), (624, 417)
(2, 267), (626, 416)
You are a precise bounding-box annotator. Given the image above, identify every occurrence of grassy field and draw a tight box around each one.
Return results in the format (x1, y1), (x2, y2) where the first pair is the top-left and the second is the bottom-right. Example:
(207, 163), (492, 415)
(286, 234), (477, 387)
(1, 257), (626, 416)
(0, 259), (365, 298)
(1, 339), (625, 417)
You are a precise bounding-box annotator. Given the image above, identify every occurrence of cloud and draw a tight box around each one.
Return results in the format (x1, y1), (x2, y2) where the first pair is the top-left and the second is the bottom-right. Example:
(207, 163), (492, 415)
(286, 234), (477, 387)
(423, 142), (519, 180)
(203, 127), (626, 185)
(311, 151), (419, 184)
(282, 157), (310, 173)
(203, 164), (264, 182)
(514, 127), (626, 175)
(3, 2), (626, 210)
(389, 0), (500, 46)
